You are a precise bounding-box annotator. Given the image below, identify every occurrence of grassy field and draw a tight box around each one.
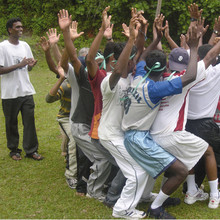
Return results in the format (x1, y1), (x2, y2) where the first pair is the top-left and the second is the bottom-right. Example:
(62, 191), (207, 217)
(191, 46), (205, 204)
(0, 44), (219, 219)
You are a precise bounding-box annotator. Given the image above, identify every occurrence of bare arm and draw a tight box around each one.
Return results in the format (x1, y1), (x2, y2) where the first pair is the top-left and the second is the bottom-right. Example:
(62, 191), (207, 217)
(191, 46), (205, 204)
(208, 16), (220, 45)
(203, 39), (220, 69)
(46, 28), (61, 63)
(181, 25), (200, 87)
(140, 14), (166, 61)
(109, 14), (138, 90)
(197, 17), (209, 47)
(164, 20), (179, 49)
(40, 36), (59, 75)
(0, 57), (33, 75)
(86, 6), (111, 79)
(48, 66), (66, 96)
(58, 10), (84, 75)
(134, 11), (149, 64)
(152, 18), (162, 50)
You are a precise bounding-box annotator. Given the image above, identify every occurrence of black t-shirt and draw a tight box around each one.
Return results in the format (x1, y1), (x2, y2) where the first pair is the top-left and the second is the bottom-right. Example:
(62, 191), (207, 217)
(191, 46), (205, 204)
(71, 65), (94, 125)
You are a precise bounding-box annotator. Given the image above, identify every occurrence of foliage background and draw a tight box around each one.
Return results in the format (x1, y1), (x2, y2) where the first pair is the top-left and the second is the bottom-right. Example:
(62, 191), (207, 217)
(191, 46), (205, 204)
(0, 0), (220, 50)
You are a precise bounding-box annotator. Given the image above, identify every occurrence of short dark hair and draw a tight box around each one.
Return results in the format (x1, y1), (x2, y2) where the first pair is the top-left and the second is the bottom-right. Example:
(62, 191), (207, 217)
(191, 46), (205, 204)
(104, 42), (115, 64)
(198, 44), (213, 60)
(145, 50), (167, 76)
(6, 17), (21, 34)
(113, 42), (137, 61)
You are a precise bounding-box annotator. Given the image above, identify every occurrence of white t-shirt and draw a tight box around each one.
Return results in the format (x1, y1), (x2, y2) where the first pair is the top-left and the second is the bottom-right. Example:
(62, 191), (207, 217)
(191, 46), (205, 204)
(151, 60), (206, 135)
(65, 63), (79, 123)
(188, 63), (220, 119)
(121, 60), (182, 131)
(98, 73), (133, 141)
(0, 40), (35, 99)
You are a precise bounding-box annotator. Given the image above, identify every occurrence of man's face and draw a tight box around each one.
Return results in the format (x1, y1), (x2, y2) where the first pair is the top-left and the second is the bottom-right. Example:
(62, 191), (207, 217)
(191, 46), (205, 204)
(9, 21), (23, 38)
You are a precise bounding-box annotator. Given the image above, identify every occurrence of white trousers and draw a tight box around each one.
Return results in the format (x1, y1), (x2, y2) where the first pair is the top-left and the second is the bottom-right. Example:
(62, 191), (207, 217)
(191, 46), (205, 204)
(100, 138), (154, 212)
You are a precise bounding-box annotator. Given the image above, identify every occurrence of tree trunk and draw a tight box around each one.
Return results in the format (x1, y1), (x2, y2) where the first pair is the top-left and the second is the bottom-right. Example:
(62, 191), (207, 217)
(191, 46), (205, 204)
(155, 0), (162, 18)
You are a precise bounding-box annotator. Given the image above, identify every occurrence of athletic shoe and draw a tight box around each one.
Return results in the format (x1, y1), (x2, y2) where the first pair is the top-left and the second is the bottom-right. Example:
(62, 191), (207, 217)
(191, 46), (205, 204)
(163, 197), (181, 207)
(184, 188), (209, 205)
(112, 209), (146, 219)
(208, 196), (220, 209)
(139, 192), (158, 203)
(66, 178), (77, 189)
(86, 193), (106, 202)
(147, 206), (176, 219)
(103, 200), (114, 209)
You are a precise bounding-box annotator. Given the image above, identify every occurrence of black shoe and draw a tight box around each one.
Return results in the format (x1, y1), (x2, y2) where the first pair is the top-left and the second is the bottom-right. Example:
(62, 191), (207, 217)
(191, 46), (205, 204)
(147, 206), (176, 219)
(103, 200), (114, 209)
(162, 197), (181, 207)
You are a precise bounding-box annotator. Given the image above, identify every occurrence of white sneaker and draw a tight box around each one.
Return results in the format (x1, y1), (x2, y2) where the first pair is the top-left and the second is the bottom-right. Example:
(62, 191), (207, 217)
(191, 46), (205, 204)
(112, 209), (146, 219)
(208, 196), (220, 209)
(139, 192), (158, 203)
(66, 178), (77, 189)
(184, 188), (209, 205)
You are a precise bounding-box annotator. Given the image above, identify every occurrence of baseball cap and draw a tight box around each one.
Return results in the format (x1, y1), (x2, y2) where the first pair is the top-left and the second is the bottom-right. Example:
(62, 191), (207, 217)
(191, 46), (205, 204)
(168, 47), (189, 72)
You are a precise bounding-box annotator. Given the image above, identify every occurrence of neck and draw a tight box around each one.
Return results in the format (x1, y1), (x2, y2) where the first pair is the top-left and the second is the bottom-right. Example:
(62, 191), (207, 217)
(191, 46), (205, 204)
(148, 74), (161, 82)
(8, 35), (19, 45)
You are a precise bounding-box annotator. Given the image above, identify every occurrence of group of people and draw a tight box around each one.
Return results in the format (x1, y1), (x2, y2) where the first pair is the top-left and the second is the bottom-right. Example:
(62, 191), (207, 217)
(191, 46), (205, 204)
(1, 2), (220, 219)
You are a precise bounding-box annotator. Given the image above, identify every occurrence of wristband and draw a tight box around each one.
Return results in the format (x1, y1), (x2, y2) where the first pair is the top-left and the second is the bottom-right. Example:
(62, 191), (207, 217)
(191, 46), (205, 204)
(213, 30), (219, 35)
(190, 18), (197, 22)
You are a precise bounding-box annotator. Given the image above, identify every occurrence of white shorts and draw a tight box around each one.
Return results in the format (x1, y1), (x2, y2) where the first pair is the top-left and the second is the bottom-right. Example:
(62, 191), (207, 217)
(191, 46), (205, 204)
(152, 130), (209, 171)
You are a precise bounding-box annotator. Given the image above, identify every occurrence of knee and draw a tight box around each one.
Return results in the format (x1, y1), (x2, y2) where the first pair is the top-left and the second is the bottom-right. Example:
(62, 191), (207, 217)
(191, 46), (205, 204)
(178, 165), (188, 180)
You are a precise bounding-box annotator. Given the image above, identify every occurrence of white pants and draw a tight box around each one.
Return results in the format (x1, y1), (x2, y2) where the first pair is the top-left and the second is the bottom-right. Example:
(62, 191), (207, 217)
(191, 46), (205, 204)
(100, 138), (154, 212)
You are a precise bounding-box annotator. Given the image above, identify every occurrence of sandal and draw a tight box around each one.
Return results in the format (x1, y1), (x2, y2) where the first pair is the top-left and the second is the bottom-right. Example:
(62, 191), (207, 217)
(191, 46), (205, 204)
(25, 152), (44, 161)
(11, 153), (22, 161)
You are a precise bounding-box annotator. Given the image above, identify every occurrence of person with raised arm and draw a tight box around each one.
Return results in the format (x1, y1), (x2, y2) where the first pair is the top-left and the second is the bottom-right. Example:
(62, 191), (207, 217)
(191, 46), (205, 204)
(99, 10), (155, 219)
(40, 35), (78, 189)
(122, 16), (201, 219)
(151, 22), (220, 210)
(58, 9), (114, 201)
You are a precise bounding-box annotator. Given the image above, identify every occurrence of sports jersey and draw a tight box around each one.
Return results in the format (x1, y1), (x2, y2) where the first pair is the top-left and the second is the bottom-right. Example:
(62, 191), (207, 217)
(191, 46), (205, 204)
(88, 68), (107, 139)
(151, 60), (206, 135)
(122, 60), (182, 131)
(98, 73), (133, 141)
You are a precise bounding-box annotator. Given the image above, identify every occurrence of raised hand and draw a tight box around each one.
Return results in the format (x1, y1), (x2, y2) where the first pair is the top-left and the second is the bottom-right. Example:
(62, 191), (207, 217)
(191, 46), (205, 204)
(188, 3), (203, 20)
(138, 13), (149, 35)
(129, 11), (139, 41)
(104, 23), (114, 40)
(197, 17), (209, 36)
(58, 9), (72, 31)
(187, 25), (200, 48)
(164, 20), (170, 38)
(155, 14), (167, 38)
(213, 16), (220, 34)
(70, 21), (84, 41)
(40, 36), (50, 52)
(180, 34), (189, 49)
(122, 23), (130, 38)
(46, 28), (60, 46)
(101, 6), (111, 31)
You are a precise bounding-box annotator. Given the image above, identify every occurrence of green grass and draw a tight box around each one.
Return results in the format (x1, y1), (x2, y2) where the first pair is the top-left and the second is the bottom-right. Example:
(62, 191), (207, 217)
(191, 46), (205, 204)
(0, 42), (219, 219)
